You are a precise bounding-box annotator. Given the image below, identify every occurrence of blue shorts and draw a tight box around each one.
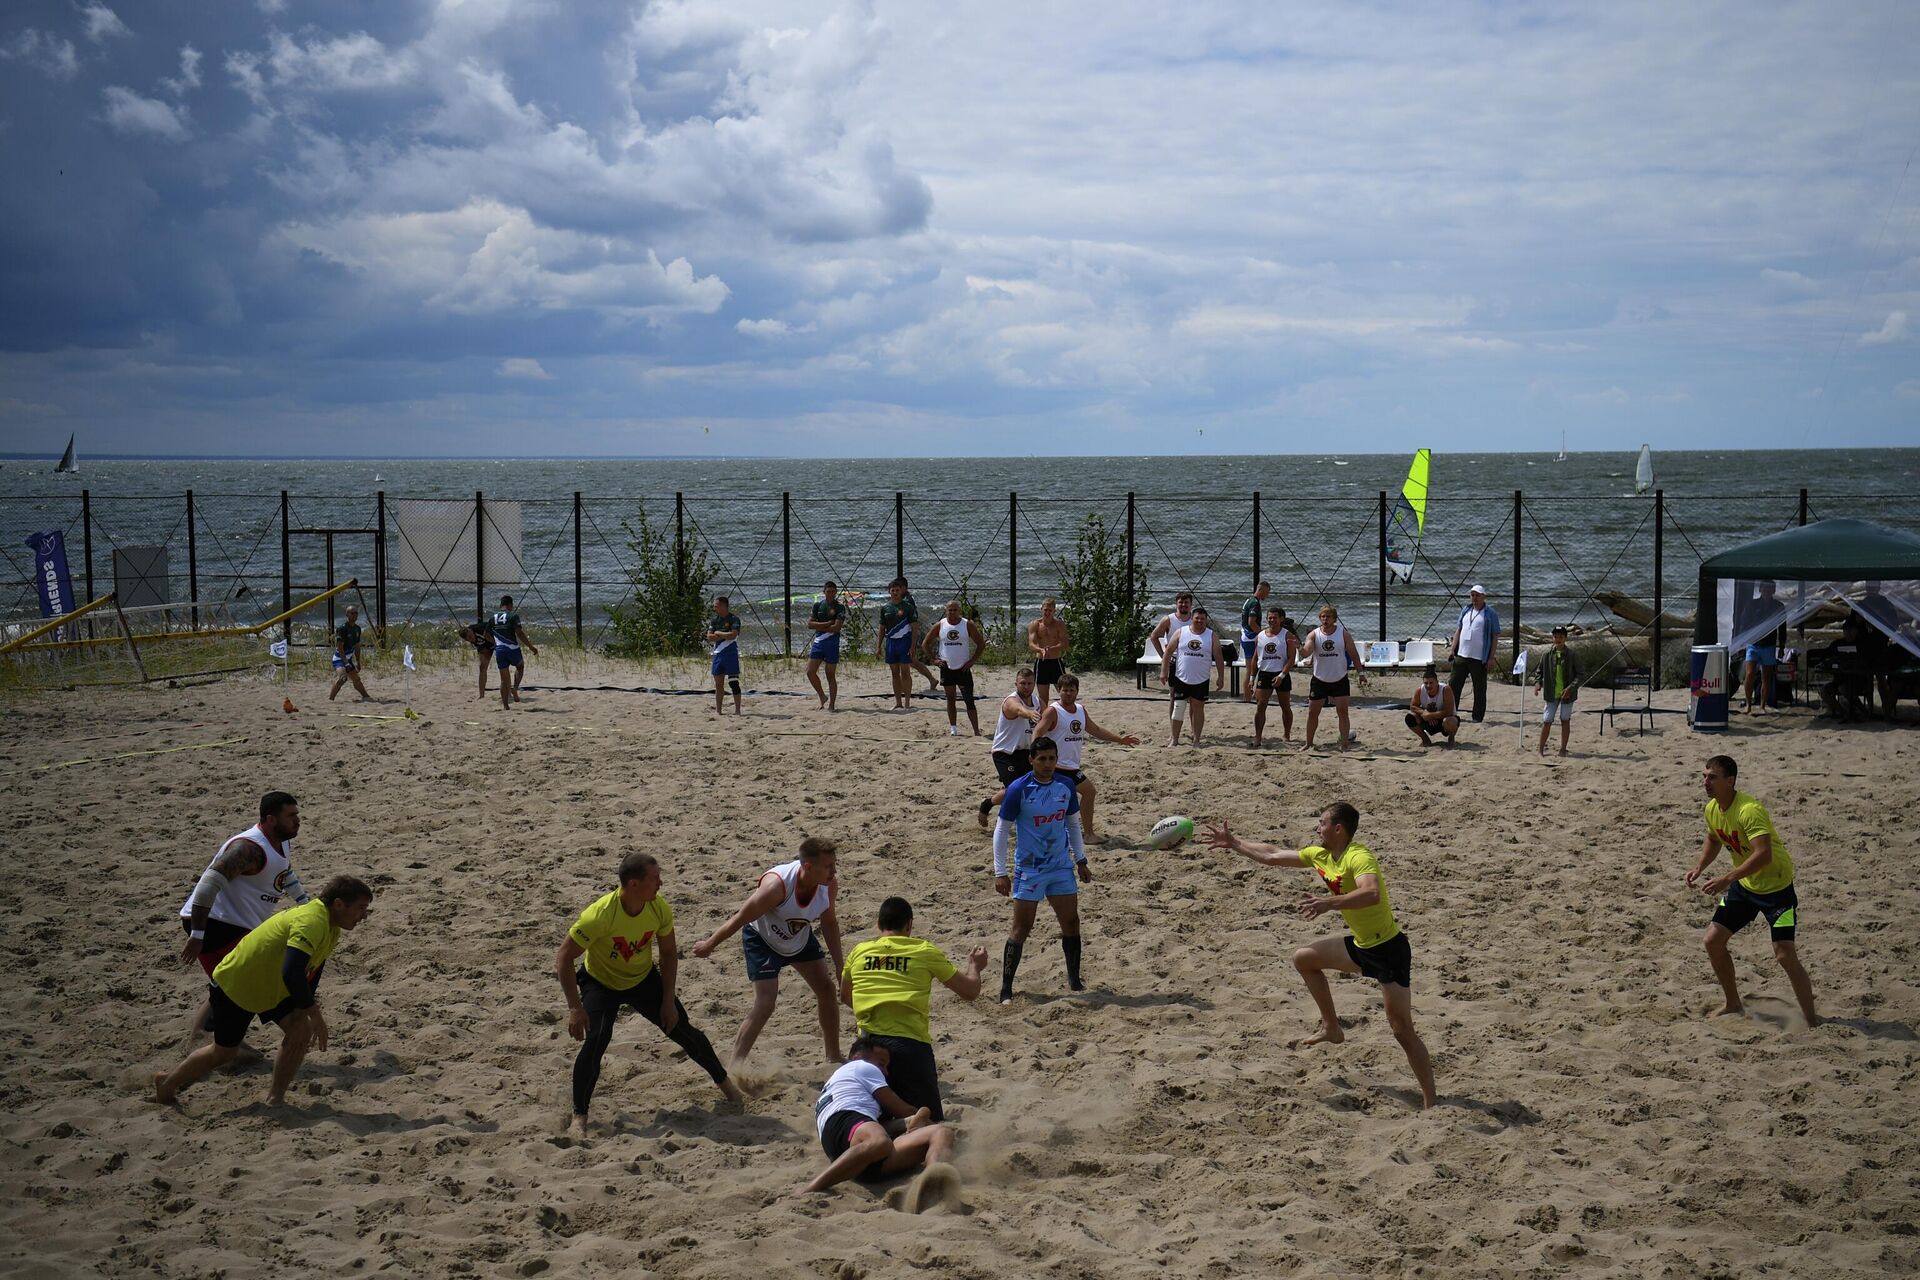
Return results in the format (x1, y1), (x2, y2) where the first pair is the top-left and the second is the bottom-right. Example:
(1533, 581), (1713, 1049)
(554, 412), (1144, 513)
(884, 633), (913, 665)
(1540, 699), (1573, 723)
(712, 646), (741, 677)
(1745, 646), (1777, 667)
(331, 654), (356, 672)
(809, 633), (841, 664)
(494, 645), (522, 670)
(1240, 636), (1257, 663)
(742, 928), (826, 981)
(1011, 861), (1079, 902)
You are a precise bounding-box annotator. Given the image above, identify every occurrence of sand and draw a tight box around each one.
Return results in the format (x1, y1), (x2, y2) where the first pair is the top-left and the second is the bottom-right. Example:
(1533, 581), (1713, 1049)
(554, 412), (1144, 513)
(2, 654), (1917, 1278)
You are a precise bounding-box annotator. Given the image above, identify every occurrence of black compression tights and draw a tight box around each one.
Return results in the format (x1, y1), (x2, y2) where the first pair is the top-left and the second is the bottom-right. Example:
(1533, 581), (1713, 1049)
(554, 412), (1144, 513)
(571, 968), (728, 1115)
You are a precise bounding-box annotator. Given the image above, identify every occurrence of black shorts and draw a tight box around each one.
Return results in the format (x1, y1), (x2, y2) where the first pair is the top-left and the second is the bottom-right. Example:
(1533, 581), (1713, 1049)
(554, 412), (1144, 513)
(993, 750), (1031, 787)
(819, 1109), (892, 1181)
(207, 982), (298, 1048)
(1711, 882), (1798, 942)
(1255, 670), (1291, 693)
(1309, 675), (1352, 701)
(866, 1033), (942, 1122)
(1054, 767), (1084, 789)
(1344, 932), (1413, 988)
(1035, 658), (1064, 685)
(180, 916), (252, 977)
(939, 668), (976, 700)
(1170, 675), (1210, 702)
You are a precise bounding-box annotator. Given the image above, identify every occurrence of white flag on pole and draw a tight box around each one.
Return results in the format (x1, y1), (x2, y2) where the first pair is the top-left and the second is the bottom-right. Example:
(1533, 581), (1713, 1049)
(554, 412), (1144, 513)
(269, 639), (289, 659)
(403, 644), (416, 671)
(1511, 647), (1528, 678)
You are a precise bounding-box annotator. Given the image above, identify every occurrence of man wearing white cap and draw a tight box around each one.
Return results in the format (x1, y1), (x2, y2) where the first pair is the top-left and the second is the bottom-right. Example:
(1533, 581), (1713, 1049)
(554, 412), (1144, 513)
(1448, 585), (1500, 724)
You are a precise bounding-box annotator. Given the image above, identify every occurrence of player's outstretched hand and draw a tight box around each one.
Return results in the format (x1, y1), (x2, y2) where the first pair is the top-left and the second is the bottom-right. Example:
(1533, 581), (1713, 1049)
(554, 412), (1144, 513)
(1120, 734), (1141, 746)
(1201, 821), (1236, 851)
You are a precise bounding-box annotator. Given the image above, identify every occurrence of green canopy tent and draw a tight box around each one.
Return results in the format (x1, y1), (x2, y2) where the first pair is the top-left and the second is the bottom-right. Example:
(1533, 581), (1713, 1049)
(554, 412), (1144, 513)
(1694, 518), (1920, 660)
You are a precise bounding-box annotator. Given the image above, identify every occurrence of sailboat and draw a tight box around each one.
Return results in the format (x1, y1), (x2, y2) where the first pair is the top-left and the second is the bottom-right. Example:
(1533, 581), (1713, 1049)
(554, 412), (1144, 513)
(55, 434), (78, 475)
(1634, 444), (1654, 495)
(1384, 448), (1431, 584)
(1556, 428), (1567, 462)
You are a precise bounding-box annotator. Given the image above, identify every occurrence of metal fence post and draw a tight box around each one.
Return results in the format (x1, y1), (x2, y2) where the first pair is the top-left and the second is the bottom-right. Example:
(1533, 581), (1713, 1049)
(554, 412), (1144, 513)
(1251, 491), (1261, 586)
(375, 491), (387, 632)
(1653, 489), (1664, 692)
(573, 491), (584, 647)
(1125, 490), (1136, 634)
(894, 492), (905, 582)
(675, 492), (686, 593)
(475, 491), (486, 623)
(1008, 490), (1018, 629)
(81, 488), (95, 605)
(1511, 490), (1523, 660)
(325, 533), (337, 634)
(1377, 490), (1388, 642)
(1798, 489), (1808, 526)
(279, 490), (291, 639)
(783, 491), (793, 656)
(186, 489), (198, 627)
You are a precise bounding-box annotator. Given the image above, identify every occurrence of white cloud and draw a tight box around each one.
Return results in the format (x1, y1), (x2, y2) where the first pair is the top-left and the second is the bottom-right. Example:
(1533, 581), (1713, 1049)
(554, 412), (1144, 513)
(496, 358), (552, 380)
(1859, 311), (1910, 346)
(1, 29), (80, 79)
(162, 46), (203, 97)
(737, 318), (793, 337)
(1897, 380), (1920, 400)
(80, 3), (131, 44)
(100, 87), (192, 143)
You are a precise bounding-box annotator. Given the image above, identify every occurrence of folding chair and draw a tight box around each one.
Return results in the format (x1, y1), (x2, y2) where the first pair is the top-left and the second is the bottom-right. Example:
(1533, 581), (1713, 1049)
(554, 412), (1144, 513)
(1401, 639), (1437, 669)
(1599, 666), (1653, 735)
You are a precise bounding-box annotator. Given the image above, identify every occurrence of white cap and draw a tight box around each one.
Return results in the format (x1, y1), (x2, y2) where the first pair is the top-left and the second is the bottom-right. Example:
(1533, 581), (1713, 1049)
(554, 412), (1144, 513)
(1469, 583), (1487, 595)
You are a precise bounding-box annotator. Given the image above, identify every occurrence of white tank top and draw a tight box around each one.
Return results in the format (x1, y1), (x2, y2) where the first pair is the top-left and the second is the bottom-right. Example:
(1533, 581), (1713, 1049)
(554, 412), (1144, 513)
(744, 859), (833, 957)
(1048, 699), (1089, 771)
(992, 688), (1041, 754)
(178, 826), (294, 930)
(1413, 683), (1445, 712)
(1156, 611), (1190, 654)
(1172, 625), (1216, 685)
(1310, 624), (1350, 682)
(1256, 629), (1292, 673)
(937, 619), (970, 667)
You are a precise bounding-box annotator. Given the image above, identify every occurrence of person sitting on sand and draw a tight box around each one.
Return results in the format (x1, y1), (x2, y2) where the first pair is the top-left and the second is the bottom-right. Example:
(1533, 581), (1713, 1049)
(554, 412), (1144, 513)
(153, 875), (374, 1108)
(690, 837), (845, 1071)
(841, 897), (986, 1123)
(1204, 806), (1437, 1109)
(1684, 755), (1820, 1027)
(804, 1034), (954, 1193)
(557, 853), (742, 1138)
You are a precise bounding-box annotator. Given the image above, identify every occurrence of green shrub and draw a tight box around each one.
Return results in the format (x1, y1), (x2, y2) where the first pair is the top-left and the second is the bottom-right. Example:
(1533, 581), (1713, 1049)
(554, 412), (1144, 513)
(606, 504), (718, 658)
(1058, 513), (1151, 672)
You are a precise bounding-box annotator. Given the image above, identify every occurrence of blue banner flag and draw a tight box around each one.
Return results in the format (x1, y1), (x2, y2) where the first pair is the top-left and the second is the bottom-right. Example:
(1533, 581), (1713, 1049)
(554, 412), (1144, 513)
(25, 529), (77, 630)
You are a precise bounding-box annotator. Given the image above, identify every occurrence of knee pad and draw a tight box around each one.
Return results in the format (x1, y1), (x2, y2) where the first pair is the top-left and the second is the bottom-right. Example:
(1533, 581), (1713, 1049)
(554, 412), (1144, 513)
(728, 678), (741, 695)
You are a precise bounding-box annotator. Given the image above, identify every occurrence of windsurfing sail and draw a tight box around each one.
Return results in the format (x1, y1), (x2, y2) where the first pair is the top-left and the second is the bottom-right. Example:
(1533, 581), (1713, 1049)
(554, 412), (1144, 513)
(55, 434), (77, 474)
(1384, 448), (1430, 584)
(1634, 444), (1654, 495)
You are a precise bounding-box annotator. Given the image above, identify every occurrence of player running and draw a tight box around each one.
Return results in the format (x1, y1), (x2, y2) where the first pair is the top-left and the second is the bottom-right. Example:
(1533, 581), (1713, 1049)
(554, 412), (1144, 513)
(490, 595), (539, 710)
(1251, 606), (1299, 747)
(1684, 755), (1821, 1027)
(1034, 672), (1139, 846)
(557, 853), (742, 1138)
(993, 737), (1092, 1002)
(978, 666), (1043, 828)
(706, 595), (744, 715)
(690, 837), (846, 1069)
(924, 599), (985, 737)
(1204, 805), (1437, 1109)
(805, 581), (849, 711)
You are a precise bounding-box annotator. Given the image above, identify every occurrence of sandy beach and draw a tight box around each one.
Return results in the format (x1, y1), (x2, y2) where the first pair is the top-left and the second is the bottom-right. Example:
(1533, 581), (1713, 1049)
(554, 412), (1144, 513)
(2, 654), (1917, 1278)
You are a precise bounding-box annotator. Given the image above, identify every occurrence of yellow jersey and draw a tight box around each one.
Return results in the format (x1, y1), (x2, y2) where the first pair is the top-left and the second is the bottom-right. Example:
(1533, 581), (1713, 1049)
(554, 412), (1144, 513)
(569, 891), (674, 991)
(842, 935), (957, 1044)
(1300, 841), (1400, 949)
(211, 899), (340, 1013)
(1704, 791), (1794, 895)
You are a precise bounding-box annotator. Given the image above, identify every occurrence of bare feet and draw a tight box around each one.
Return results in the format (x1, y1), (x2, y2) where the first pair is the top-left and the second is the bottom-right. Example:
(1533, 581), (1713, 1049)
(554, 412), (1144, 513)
(264, 1090), (290, 1106)
(1557, 747), (1568, 757)
(152, 1072), (177, 1105)
(1713, 1003), (1745, 1017)
(1299, 1022), (1346, 1047)
(567, 1115), (589, 1139)
(902, 1106), (932, 1133)
(719, 1077), (746, 1104)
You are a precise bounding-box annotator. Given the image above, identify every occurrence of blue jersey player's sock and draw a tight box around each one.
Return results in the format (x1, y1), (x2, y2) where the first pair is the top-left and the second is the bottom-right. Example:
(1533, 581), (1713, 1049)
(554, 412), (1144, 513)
(1062, 935), (1083, 990)
(1000, 940), (1023, 999)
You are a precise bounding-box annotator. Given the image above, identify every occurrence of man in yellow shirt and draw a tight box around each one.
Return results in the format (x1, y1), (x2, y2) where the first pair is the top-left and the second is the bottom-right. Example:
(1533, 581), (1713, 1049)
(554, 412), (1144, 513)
(1205, 804), (1437, 1109)
(152, 875), (374, 1108)
(1685, 755), (1821, 1026)
(556, 853), (741, 1139)
(840, 897), (987, 1122)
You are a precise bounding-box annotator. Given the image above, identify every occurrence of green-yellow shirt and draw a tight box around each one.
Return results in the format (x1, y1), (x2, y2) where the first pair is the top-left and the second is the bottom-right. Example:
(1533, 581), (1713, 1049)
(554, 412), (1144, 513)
(842, 935), (957, 1044)
(211, 899), (341, 1013)
(569, 891), (675, 991)
(1300, 841), (1400, 949)
(1704, 791), (1794, 895)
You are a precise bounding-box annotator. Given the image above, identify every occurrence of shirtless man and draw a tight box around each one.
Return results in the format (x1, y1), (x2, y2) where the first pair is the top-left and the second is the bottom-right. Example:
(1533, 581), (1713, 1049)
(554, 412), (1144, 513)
(1027, 598), (1069, 708)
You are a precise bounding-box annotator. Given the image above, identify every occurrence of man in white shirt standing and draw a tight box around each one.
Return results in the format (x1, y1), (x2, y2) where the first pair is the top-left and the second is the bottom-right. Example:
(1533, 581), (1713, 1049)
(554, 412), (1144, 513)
(1159, 605), (1227, 747)
(1448, 584), (1501, 725)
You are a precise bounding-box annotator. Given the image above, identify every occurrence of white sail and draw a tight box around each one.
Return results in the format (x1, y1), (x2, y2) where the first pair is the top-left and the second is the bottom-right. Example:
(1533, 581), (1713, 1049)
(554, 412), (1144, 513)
(1634, 444), (1654, 495)
(1556, 428), (1567, 462)
(55, 434), (77, 474)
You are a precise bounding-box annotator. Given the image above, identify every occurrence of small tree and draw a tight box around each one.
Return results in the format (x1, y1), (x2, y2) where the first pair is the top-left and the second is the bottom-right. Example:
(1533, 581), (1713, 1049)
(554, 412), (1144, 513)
(1058, 513), (1150, 672)
(606, 503), (718, 658)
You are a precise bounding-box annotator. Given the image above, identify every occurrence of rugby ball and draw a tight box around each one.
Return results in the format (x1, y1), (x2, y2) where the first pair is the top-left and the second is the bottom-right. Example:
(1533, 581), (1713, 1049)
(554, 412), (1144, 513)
(1149, 815), (1195, 850)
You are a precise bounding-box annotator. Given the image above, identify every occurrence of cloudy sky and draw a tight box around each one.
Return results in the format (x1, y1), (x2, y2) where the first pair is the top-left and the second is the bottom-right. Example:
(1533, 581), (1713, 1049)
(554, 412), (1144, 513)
(2, 0), (1916, 458)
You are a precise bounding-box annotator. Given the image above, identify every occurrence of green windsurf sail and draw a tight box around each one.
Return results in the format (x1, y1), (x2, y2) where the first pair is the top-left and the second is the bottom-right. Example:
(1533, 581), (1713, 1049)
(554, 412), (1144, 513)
(1385, 448), (1430, 584)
